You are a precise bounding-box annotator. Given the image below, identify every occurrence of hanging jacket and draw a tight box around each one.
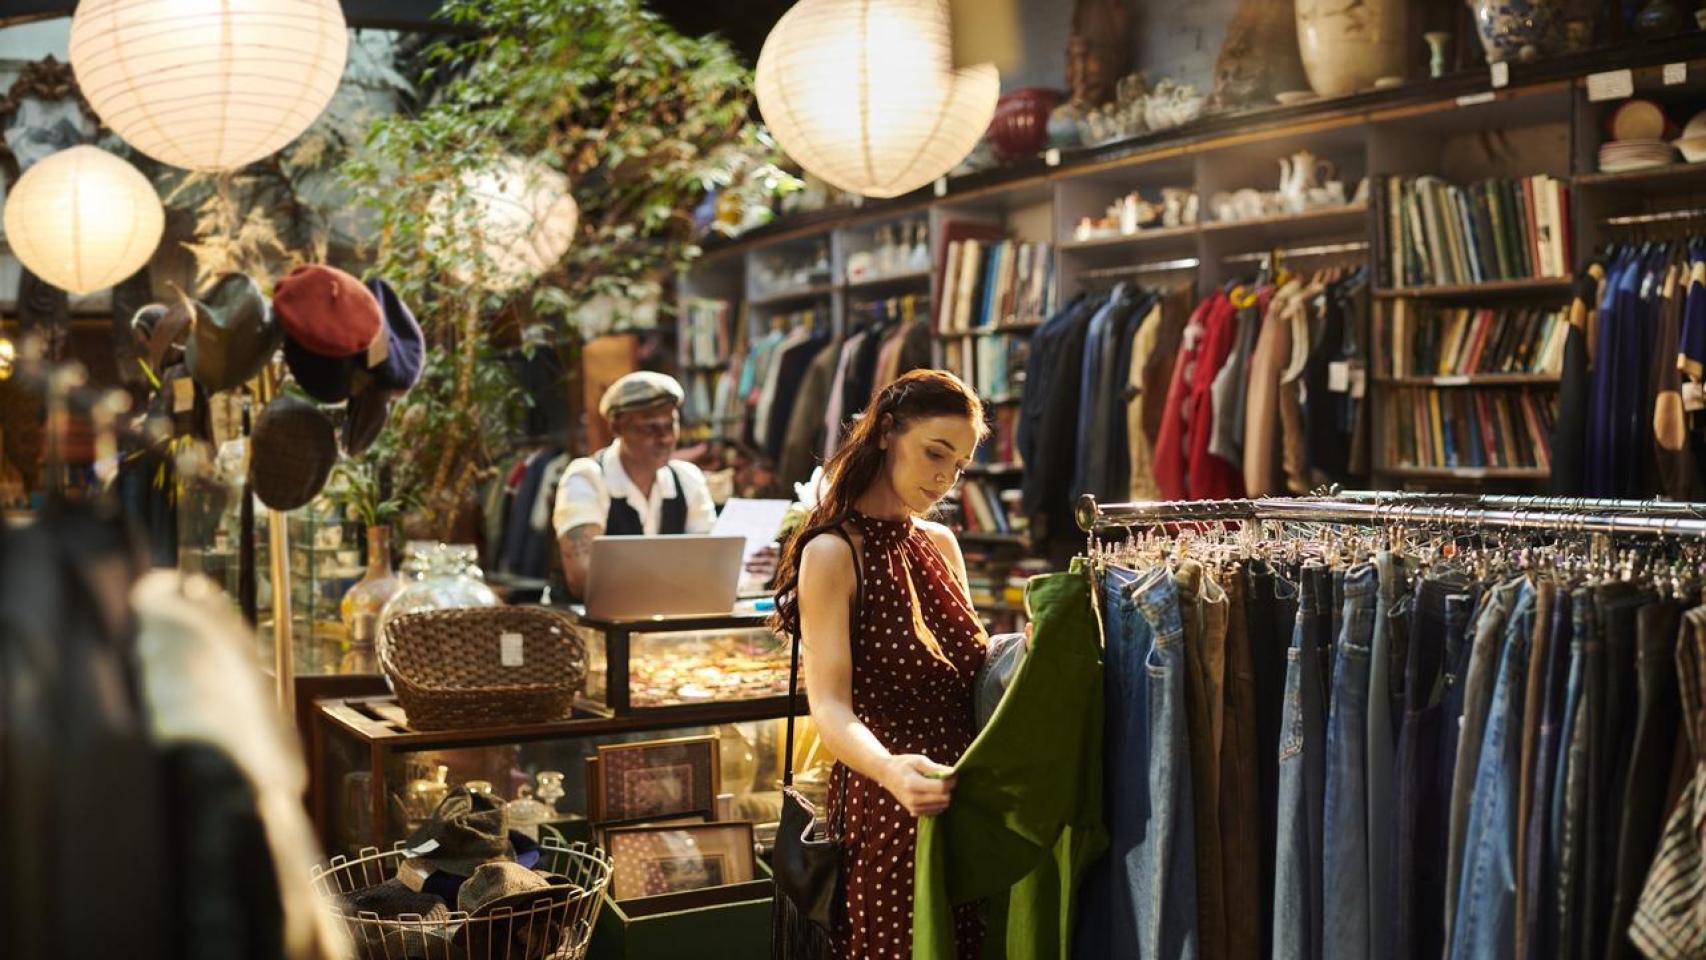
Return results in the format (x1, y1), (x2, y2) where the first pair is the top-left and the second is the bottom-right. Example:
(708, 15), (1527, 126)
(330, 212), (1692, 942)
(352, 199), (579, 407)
(1185, 290), (1245, 500)
(913, 566), (1105, 960)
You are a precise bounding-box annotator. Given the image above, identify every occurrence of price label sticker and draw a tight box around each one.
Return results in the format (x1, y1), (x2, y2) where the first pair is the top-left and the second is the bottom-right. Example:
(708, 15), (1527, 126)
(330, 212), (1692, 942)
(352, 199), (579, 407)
(366, 329), (390, 367)
(1490, 61), (1510, 88)
(1328, 360), (1350, 393)
(1664, 62), (1687, 86)
(1684, 381), (1706, 412)
(1456, 91), (1497, 107)
(172, 376), (195, 413)
(933, 177), (948, 198)
(500, 631), (525, 667)
(1044, 148), (1061, 167)
(1587, 69), (1634, 102)
(1435, 375), (1471, 386)
(1350, 365), (1368, 399)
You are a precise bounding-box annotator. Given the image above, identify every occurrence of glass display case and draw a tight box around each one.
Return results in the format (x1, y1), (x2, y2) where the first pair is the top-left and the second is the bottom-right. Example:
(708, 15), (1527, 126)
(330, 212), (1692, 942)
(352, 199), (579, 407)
(564, 606), (794, 715)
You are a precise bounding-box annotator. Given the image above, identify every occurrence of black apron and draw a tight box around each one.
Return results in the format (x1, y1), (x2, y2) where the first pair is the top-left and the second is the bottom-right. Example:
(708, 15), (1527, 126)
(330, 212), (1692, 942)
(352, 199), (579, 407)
(596, 446), (688, 535)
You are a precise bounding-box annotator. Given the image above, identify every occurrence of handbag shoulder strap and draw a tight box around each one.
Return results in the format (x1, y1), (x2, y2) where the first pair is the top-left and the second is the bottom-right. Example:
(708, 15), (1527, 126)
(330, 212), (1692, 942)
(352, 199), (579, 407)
(782, 523), (863, 786)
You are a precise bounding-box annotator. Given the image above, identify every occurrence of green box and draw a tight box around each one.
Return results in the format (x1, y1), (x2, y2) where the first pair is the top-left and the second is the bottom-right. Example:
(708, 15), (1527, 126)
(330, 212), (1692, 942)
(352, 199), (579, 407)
(587, 863), (774, 960)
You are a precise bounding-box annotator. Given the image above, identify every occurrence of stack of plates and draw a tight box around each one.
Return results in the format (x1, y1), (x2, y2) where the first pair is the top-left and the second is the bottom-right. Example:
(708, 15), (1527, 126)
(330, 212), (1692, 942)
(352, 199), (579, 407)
(1600, 139), (1677, 172)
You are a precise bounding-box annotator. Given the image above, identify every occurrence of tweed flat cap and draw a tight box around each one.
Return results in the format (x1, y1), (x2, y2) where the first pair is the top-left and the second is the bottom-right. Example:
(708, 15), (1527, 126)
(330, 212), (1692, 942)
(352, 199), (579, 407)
(249, 395), (337, 512)
(598, 371), (683, 420)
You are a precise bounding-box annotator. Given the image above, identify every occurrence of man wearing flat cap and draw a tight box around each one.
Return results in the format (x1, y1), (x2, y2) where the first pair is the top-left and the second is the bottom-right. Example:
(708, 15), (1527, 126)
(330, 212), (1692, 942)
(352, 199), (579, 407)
(552, 371), (716, 600)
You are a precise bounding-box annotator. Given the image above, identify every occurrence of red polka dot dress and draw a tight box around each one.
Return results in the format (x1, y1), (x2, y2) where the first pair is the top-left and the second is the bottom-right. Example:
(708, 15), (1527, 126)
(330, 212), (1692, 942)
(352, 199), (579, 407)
(829, 511), (988, 959)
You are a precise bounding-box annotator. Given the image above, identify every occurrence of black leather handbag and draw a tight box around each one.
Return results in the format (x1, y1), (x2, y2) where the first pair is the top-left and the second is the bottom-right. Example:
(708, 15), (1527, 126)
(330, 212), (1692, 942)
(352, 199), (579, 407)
(771, 526), (861, 959)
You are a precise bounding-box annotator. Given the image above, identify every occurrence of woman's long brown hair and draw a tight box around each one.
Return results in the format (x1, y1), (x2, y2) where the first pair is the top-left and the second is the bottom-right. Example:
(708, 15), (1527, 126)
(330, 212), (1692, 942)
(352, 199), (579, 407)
(770, 368), (987, 640)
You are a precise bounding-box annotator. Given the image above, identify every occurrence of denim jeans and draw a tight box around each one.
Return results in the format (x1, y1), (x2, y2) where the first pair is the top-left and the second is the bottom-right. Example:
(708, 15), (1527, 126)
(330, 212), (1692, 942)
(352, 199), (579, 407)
(1514, 582), (1556, 956)
(1365, 552), (1406, 960)
(1322, 564), (1377, 960)
(1246, 561), (1298, 960)
(1274, 564), (1329, 960)
(1450, 578), (1538, 959)
(1073, 565), (1199, 960)
(1585, 583), (1650, 958)
(1521, 590), (1572, 960)
(1606, 598), (1679, 960)
(1446, 577), (1525, 938)
(1551, 588), (1597, 960)
(1394, 574), (1473, 960)
(1219, 567), (1262, 960)
(1176, 560), (1228, 960)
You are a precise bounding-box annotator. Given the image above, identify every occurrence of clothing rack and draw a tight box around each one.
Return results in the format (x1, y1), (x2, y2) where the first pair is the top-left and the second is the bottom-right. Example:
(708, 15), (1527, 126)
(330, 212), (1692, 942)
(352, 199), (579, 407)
(1078, 257), (1201, 281)
(1602, 206), (1706, 227)
(1221, 239), (1370, 265)
(1075, 493), (1706, 540)
(1332, 489), (1706, 517)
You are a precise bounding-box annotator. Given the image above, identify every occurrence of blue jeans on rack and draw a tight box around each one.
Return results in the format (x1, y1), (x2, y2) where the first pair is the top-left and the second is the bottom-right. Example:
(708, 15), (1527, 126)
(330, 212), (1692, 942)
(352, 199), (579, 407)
(1550, 588), (1598, 960)
(1322, 564), (1378, 960)
(1450, 578), (1538, 959)
(1074, 564), (1198, 960)
(1274, 563), (1329, 960)
(1366, 551), (1406, 960)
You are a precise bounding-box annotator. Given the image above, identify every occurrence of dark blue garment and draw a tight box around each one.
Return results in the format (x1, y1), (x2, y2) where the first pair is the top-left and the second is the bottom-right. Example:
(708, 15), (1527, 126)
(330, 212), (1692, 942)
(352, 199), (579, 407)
(1022, 299), (1098, 534)
(500, 449), (558, 574)
(1682, 250), (1706, 377)
(1248, 561), (1300, 960)
(1550, 588), (1597, 960)
(1087, 291), (1149, 501)
(1017, 294), (1086, 480)
(1073, 290), (1124, 501)
(1586, 255), (1661, 496)
(1322, 564), (1378, 960)
(1275, 563), (1331, 960)
(1520, 590), (1572, 960)
(1073, 564), (1198, 960)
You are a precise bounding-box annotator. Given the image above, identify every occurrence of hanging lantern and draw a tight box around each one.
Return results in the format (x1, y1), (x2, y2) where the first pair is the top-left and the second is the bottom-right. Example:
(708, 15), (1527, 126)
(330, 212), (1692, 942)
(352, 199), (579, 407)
(69, 0), (348, 172)
(3, 146), (164, 296)
(428, 156), (580, 293)
(755, 0), (998, 199)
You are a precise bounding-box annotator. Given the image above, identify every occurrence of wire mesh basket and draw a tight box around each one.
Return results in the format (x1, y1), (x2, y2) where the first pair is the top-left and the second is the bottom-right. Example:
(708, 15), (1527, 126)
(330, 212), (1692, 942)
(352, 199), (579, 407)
(310, 840), (613, 960)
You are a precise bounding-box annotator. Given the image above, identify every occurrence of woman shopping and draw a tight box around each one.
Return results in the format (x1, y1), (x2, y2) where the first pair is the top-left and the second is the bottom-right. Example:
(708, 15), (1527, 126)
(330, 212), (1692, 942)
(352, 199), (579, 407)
(772, 369), (991, 958)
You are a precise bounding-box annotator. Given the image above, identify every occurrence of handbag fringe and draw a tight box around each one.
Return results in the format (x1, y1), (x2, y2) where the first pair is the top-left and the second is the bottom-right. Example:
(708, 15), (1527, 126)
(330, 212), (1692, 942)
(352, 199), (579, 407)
(772, 888), (833, 960)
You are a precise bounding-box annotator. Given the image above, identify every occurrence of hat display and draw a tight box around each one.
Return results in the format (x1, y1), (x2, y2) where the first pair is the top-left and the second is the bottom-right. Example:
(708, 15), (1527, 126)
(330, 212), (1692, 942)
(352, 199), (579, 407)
(456, 860), (552, 914)
(133, 301), (191, 376)
(364, 278), (425, 392)
(401, 788), (513, 877)
(185, 273), (281, 393)
(249, 395), (337, 512)
(342, 383), (394, 456)
(598, 371), (684, 420)
(283, 337), (357, 404)
(144, 363), (213, 442)
(456, 868), (577, 960)
(273, 264), (383, 358)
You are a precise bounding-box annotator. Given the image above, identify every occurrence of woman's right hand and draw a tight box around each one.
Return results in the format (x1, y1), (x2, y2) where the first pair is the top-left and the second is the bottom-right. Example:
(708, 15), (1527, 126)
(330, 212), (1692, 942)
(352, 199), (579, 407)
(880, 754), (957, 818)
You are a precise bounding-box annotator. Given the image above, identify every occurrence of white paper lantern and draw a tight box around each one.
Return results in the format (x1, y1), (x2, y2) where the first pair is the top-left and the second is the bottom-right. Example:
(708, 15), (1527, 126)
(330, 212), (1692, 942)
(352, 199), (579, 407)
(69, 0), (349, 172)
(3, 146), (164, 296)
(755, 0), (998, 199)
(429, 156), (580, 293)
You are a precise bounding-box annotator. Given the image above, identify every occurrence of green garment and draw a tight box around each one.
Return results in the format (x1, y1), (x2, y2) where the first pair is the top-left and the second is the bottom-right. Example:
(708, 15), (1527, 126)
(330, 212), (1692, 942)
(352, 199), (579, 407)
(913, 566), (1107, 960)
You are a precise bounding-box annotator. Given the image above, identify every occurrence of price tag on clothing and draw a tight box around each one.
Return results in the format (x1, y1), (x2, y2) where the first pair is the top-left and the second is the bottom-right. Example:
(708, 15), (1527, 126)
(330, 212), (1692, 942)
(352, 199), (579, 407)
(1456, 91), (1496, 107)
(172, 377), (195, 413)
(500, 632), (525, 667)
(1664, 63), (1688, 86)
(366, 328), (390, 367)
(1684, 381), (1706, 413)
(1328, 360), (1351, 393)
(1587, 69), (1634, 102)
(1044, 148), (1061, 167)
(1490, 61), (1510, 89)
(933, 177), (948, 198)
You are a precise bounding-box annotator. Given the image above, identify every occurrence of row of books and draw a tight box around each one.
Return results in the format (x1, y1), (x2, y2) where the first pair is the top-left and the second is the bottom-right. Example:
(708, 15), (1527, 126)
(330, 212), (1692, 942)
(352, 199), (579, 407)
(1380, 302), (1570, 378)
(680, 297), (734, 369)
(955, 478), (1019, 535)
(977, 406), (1020, 466)
(938, 238), (1057, 333)
(1389, 387), (1557, 471)
(1383, 174), (1572, 288)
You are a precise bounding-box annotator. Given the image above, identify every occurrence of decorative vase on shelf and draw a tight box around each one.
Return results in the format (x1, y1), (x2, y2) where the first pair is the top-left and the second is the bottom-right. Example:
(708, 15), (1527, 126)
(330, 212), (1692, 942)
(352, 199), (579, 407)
(341, 526), (403, 646)
(1467, 0), (1565, 63)
(988, 87), (1065, 162)
(1295, 0), (1407, 98)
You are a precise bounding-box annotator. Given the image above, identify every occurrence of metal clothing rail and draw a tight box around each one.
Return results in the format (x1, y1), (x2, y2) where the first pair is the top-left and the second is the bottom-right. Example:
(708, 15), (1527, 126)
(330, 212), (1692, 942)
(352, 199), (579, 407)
(1331, 489), (1706, 518)
(1078, 257), (1201, 280)
(1603, 206), (1706, 227)
(1222, 239), (1371, 265)
(1075, 493), (1706, 540)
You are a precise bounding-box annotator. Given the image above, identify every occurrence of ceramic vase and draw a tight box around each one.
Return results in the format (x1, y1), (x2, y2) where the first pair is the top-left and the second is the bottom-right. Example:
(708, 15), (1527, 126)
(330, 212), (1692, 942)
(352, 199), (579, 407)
(340, 526), (402, 646)
(988, 87), (1065, 161)
(1295, 0), (1408, 98)
(1467, 0), (1565, 63)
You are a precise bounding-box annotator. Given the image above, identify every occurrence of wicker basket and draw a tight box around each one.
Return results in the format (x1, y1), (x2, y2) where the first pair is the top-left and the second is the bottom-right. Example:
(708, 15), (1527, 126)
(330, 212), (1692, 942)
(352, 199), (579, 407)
(311, 840), (612, 960)
(380, 606), (587, 730)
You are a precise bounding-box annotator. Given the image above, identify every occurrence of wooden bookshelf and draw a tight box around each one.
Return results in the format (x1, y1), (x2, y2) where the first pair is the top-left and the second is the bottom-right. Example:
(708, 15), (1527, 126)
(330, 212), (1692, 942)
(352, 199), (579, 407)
(748, 283), (835, 307)
(1198, 202), (1369, 239)
(1572, 162), (1706, 193)
(1374, 277), (1573, 299)
(1059, 223), (1200, 251)
(844, 268), (932, 292)
(1382, 465), (1550, 481)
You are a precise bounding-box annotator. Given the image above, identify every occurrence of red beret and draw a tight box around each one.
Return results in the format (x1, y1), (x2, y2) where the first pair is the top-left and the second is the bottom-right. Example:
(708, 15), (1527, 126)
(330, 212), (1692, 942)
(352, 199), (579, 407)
(273, 264), (382, 358)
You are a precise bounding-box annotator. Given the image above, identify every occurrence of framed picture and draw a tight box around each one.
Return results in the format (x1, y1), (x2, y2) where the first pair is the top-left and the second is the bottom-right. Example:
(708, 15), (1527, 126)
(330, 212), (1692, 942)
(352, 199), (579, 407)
(594, 811), (710, 852)
(606, 821), (756, 901)
(592, 735), (720, 823)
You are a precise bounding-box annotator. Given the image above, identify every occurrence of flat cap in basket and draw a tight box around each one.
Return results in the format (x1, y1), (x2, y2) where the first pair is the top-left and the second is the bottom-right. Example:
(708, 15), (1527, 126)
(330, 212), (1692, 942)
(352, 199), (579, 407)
(402, 787), (513, 877)
(185, 273), (281, 393)
(249, 394), (337, 511)
(274, 264), (382, 358)
(456, 865), (580, 960)
(380, 607), (589, 731)
(598, 370), (683, 420)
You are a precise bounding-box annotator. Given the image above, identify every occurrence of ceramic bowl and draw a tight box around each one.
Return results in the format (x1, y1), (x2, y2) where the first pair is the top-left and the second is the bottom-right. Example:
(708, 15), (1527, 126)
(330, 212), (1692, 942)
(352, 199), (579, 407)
(1677, 136), (1706, 164)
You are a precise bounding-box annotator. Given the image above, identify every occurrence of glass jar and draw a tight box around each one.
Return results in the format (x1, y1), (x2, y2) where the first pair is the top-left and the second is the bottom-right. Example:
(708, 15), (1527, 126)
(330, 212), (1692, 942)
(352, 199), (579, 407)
(376, 542), (500, 661)
(505, 785), (552, 841)
(534, 771), (566, 813)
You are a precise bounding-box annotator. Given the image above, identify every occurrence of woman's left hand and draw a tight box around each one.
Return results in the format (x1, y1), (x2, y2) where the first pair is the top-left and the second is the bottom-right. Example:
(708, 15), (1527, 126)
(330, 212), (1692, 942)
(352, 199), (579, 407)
(744, 543), (780, 585)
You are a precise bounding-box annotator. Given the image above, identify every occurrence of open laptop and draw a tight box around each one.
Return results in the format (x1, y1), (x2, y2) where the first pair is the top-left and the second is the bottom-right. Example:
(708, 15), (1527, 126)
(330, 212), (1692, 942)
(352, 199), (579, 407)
(583, 534), (746, 620)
